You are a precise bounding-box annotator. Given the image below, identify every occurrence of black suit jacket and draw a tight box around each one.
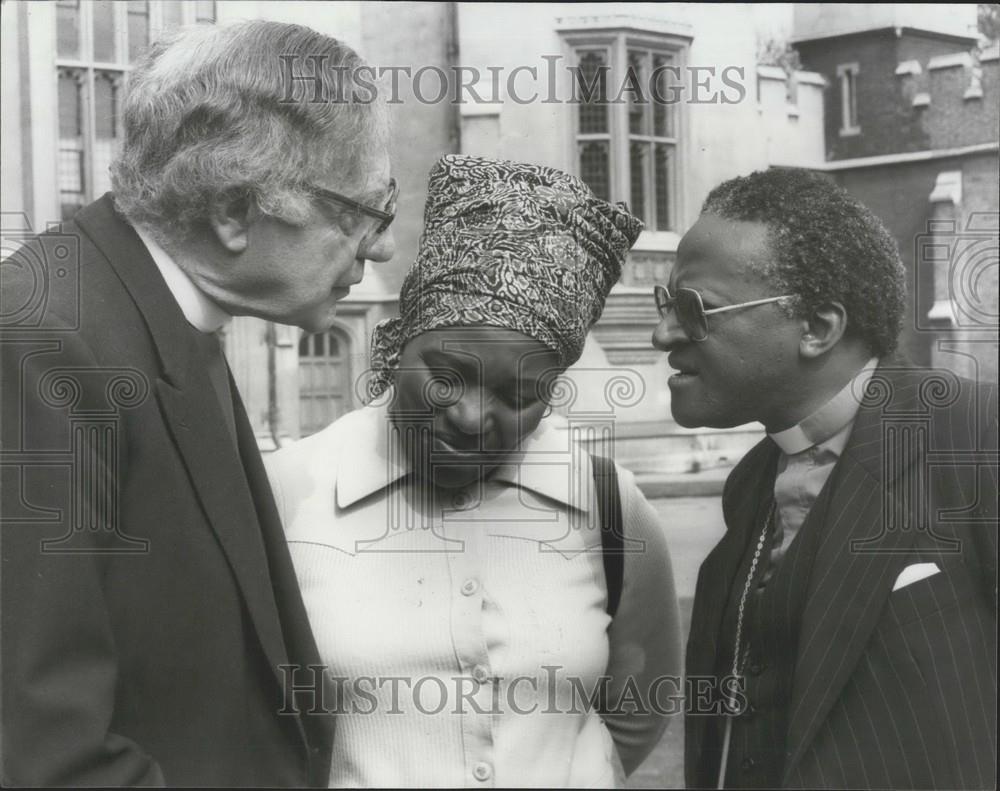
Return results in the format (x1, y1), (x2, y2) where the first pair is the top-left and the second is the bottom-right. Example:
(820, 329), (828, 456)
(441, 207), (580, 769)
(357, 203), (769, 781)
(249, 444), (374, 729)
(1, 196), (334, 785)
(686, 363), (997, 789)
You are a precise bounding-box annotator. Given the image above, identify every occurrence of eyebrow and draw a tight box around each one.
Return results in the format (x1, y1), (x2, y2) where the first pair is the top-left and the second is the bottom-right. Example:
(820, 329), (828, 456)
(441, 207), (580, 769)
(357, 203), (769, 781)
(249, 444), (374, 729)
(423, 349), (548, 387)
(314, 180), (389, 210)
(678, 283), (731, 304)
(423, 349), (480, 372)
(356, 189), (383, 205)
(358, 179), (393, 205)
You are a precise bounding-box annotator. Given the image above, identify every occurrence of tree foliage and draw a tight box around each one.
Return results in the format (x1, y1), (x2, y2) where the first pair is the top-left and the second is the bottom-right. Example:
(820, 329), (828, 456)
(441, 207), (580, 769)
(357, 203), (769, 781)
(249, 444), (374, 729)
(979, 3), (1000, 43)
(757, 37), (804, 76)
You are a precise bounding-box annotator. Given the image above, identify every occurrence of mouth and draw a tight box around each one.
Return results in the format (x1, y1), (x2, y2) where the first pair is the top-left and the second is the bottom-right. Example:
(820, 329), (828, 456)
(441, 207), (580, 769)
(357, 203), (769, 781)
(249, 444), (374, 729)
(430, 432), (515, 464)
(667, 355), (699, 376)
(433, 435), (481, 456)
(667, 355), (699, 388)
(333, 278), (363, 296)
(668, 373), (698, 390)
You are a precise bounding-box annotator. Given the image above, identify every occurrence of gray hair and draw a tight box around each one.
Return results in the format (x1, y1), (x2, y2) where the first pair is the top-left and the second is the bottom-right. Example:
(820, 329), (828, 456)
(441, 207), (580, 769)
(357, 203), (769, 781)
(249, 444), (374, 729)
(110, 20), (388, 243)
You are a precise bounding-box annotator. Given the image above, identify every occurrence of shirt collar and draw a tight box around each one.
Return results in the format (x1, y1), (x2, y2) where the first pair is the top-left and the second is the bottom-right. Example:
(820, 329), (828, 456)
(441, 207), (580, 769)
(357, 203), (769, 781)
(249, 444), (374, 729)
(335, 399), (409, 509)
(769, 357), (879, 455)
(133, 224), (231, 333)
(489, 419), (591, 512)
(335, 394), (588, 512)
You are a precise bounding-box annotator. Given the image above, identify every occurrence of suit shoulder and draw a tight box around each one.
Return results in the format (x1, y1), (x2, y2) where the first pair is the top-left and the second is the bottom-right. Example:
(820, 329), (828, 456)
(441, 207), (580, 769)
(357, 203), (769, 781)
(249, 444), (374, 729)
(866, 364), (994, 449)
(723, 437), (774, 497)
(4, 216), (139, 342)
(612, 462), (663, 541)
(2, 223), (87, 323)
(929, 372), (996, 449)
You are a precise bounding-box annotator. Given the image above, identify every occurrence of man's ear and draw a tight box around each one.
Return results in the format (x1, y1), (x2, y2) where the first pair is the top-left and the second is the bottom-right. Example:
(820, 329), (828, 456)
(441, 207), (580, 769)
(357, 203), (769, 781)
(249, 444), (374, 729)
(208, 191), (254, 253)
(800, 301), (848, 358)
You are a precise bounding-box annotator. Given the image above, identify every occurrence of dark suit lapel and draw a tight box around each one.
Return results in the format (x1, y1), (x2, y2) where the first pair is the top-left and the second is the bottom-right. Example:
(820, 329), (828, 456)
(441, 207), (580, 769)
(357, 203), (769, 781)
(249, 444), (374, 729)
(153, 375), (294, 686)
(73, 197), (307, 745)
(783, 365), (926, 781)
(689, 440), (779, 668)
(235, 389), (334, 774)
(686, 439), (779, 786)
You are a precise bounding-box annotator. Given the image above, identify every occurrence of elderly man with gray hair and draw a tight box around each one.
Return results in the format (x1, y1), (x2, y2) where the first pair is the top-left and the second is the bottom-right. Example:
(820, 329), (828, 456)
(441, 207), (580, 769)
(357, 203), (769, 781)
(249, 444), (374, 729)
(1, 20), (394, 786)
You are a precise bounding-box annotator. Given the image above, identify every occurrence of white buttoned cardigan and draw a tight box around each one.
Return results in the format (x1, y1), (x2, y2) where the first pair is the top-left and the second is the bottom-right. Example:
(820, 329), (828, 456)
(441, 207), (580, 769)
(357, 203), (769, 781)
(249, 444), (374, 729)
(265, 400), (681, 788)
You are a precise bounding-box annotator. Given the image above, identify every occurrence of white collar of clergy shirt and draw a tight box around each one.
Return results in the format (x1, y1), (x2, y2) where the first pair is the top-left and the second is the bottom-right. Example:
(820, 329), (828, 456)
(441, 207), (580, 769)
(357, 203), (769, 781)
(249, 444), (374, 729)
(768, 357), (880, 456)
(335, 393), (592, 513)
(133, 224), (231, 333)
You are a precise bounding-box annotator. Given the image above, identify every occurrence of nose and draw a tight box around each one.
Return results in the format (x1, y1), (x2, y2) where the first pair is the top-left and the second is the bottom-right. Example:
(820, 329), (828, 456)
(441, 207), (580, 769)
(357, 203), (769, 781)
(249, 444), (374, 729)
(363, 226), (397, 263)
(445, 386), (496, 437)
(652, 313), (688, 352)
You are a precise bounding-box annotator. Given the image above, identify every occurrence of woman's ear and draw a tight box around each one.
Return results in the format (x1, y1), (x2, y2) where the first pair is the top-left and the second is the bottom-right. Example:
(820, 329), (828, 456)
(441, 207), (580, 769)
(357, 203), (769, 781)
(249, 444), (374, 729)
(208, 191), (254, 253)
(800, 301), (848, 358)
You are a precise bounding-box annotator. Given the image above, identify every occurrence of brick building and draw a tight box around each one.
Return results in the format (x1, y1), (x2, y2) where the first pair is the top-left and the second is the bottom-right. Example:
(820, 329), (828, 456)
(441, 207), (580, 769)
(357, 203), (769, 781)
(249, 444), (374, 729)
(792, 4), (999, 383)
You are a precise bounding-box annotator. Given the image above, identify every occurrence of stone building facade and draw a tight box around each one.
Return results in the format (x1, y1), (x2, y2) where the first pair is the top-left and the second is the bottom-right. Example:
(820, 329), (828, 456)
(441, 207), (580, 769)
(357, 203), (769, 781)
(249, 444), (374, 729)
(4, 3), (994, 474)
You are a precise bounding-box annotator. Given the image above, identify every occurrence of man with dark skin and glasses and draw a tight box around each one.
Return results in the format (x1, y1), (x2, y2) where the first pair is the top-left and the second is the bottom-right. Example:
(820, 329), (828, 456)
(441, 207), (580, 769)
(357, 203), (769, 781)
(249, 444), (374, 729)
(652, 168), (996, 789)
(2, 20), (396, 787)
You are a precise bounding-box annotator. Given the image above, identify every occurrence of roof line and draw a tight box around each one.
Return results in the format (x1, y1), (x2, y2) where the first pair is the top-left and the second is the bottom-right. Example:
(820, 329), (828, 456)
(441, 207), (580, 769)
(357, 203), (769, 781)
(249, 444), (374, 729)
(776, 142), (999, 171)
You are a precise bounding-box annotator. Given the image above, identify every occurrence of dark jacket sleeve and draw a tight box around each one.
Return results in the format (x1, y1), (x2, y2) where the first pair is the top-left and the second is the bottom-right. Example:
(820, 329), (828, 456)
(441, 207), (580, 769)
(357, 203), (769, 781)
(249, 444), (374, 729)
(1, 322), (165, 786)
(970, 383), (998, 611)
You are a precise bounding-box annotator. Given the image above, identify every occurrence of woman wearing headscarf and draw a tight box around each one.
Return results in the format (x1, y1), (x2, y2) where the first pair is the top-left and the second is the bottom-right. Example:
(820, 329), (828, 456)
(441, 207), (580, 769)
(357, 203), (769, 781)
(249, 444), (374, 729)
(265, 155), (681, 788)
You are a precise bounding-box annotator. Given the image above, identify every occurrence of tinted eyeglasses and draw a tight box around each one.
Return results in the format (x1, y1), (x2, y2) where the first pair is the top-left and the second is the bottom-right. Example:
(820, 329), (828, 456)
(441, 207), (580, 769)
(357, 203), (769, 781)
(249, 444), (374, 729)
(653, 284), (792, 342)
(307, 177), (398, 240)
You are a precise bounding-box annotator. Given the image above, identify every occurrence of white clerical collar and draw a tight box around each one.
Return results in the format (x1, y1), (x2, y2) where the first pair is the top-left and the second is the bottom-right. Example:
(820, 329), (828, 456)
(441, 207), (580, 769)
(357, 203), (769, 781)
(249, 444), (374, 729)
(769, 357), (879, 455)
(133, 224), (231, 333)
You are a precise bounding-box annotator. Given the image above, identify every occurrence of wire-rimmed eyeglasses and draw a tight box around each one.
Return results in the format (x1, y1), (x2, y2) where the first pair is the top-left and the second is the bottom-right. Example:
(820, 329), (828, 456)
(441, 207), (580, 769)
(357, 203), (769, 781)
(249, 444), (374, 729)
(653, 284), (792, 342)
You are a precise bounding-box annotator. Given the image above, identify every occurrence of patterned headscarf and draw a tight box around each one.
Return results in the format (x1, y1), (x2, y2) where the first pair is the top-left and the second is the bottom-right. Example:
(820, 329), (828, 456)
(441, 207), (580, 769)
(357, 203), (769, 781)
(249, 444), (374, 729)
(367, 154), (643, 400)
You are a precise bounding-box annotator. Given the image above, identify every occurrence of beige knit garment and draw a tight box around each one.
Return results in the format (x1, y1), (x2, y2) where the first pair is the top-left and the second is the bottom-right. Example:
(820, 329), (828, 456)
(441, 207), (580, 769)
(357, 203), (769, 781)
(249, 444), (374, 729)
(266, 403), (682, 788)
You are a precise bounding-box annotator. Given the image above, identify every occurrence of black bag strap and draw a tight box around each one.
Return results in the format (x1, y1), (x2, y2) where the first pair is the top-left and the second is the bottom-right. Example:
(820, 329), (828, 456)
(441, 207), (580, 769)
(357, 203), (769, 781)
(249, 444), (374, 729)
(591, 453), (624, 619)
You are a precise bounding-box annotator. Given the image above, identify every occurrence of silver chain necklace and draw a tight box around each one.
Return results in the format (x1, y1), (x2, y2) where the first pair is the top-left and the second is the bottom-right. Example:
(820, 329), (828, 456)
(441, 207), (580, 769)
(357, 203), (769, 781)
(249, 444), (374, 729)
(731, 500), (776, 679)
(717, 499), (776, 788)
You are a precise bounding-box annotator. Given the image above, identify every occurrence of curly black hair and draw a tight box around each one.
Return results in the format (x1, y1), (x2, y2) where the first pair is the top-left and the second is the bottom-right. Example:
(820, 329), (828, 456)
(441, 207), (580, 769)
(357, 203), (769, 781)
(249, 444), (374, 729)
(701, 167), (906, 357)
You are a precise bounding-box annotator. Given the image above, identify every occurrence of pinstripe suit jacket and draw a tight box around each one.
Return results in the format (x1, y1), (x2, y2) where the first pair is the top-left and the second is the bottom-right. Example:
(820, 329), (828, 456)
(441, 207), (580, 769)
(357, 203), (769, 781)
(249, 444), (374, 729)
(686, 363), (998, 789)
